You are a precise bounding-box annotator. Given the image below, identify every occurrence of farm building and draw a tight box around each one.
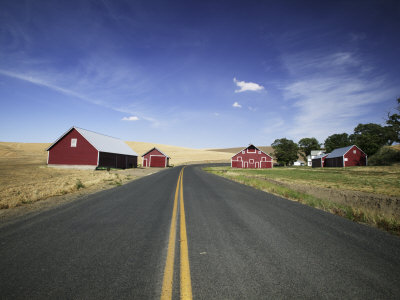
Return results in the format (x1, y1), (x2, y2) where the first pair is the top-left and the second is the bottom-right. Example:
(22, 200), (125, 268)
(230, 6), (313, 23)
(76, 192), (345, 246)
(307, 150), (326, 166)
(231, 144), (273, 168)
(312, 154), (329, 168)
(142, 147), (170, 168)
(47, 126), (138, 169)
(324, 145), (367, 167)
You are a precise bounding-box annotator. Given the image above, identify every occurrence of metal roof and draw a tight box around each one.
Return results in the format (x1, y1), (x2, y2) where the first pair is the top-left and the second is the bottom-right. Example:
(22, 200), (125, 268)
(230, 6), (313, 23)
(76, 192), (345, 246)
(47, 126), (138, 156)
(326, 145), (354, 159)
(141, 147), (170, 158)
(313, 153), (329, 160)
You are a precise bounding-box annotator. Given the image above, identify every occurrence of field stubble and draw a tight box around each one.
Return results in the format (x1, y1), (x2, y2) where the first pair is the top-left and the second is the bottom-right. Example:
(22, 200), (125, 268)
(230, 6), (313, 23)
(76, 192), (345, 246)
(0, 141), (231, 210)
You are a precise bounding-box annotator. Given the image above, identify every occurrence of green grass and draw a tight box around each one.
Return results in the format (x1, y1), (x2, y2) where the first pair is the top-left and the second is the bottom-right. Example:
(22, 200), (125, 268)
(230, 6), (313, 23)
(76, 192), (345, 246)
(204, 165), (400, 197)
(204, 166), (400, 235)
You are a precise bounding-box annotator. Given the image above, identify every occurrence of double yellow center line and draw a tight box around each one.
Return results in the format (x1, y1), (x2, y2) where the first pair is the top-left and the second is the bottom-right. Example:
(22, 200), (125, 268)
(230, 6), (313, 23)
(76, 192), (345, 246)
(161, 167), (193, 300)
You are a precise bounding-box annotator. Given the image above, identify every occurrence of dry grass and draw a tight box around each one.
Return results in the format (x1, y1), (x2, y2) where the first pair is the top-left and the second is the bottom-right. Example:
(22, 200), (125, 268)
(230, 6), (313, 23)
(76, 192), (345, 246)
(0, 141), (231, 209)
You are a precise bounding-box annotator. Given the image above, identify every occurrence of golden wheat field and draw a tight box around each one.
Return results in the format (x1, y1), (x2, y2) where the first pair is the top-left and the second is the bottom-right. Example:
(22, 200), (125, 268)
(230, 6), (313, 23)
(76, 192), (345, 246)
(0, 141), (231, 209)
(127, 141), (232, 165)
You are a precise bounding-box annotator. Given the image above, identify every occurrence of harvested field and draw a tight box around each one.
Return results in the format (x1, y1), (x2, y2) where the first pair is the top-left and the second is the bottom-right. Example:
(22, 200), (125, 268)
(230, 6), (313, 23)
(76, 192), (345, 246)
(205, 146), (274, 155)
(0, 141), (231, 210)
(127, 141), (232, 165)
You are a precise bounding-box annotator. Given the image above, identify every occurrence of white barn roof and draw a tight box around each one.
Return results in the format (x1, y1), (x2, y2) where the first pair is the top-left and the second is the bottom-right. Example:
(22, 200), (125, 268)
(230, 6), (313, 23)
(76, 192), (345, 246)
(47, 126), (138, 156)
(141, 147), (170, 158)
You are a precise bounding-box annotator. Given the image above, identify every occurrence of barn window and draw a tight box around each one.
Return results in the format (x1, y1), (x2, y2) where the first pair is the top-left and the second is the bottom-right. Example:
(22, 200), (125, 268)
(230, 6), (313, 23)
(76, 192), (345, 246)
(261, 157), (266, 162)
(258, 151), (261, 154)
(249, 159), (254, 163)
(344, 158), (348, 162)
(353, 150), (356, 154)
(242, 151), (245, 154)
(71, 138), (77, 147)
(238, 156), (242, 161)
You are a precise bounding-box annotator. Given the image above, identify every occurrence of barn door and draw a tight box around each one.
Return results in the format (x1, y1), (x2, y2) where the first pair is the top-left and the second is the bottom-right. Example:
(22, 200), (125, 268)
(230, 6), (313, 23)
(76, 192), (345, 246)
(255, 162), (259, 168)
(143, 158), (148, 167)
(244, 162), (248, 168)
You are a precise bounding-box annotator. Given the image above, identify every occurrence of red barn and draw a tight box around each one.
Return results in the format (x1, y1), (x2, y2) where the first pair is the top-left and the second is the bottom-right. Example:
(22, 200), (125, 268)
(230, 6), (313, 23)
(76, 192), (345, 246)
(312, 154), (328, 168)
(47, 127), (138, 169)
(142, 147), (170, 168)
(231, 144), (273, 168)
(324, 145), (367, 167)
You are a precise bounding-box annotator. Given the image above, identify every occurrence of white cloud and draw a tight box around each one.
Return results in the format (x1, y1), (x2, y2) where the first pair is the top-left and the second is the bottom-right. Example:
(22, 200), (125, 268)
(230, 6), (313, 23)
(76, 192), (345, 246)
(232, 102), (242, 108)
(122, 116), (139, 121)
(233, 77), (264, 93)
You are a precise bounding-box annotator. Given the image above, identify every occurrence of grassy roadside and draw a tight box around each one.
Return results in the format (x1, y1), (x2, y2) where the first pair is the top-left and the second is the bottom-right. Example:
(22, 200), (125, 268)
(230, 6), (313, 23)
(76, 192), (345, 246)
(204, 166), (400, 236)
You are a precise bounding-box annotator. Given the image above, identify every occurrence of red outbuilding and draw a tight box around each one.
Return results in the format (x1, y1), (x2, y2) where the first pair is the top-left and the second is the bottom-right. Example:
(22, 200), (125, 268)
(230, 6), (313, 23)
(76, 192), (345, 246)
(231, 144), (273, 168)
(324, 145), (367, 167)
(312, 153), (328, 168)
(47, 126), (138, 169)
(142, 147), (170, 168)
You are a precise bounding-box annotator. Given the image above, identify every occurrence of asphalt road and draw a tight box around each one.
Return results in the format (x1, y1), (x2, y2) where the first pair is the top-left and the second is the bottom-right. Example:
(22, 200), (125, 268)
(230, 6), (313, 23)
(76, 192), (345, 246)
(1, 165), (400, 299)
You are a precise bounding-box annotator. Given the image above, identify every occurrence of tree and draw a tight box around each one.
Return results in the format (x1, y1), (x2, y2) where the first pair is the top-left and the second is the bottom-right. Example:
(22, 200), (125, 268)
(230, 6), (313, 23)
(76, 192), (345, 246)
(349, 123), (393, 156)
(271, 138), (299, 166)
(324, 133), (351, 153)
(386, 97), (400, 143)
(298, 137), (321, 162)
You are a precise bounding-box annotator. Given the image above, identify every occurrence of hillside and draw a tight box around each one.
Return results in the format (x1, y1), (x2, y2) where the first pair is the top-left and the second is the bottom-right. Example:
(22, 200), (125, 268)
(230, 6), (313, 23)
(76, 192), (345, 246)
(126, 141), (232, 165)
(0, 141), (232, 167)
(206, 146), (274, 155)
(0, 141), (232, 209)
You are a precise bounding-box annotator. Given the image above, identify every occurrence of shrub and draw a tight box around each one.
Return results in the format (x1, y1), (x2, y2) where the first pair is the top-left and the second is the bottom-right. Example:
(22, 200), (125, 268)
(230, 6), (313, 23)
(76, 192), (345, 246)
(368, 146), (400, 166)
(75, 179), (85, 190)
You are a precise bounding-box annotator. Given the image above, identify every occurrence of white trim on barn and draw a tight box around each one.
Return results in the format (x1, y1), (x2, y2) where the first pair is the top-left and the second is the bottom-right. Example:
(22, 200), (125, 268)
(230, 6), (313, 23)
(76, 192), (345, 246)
(232, 144), (272, 159)
(141, 147), (170, 158)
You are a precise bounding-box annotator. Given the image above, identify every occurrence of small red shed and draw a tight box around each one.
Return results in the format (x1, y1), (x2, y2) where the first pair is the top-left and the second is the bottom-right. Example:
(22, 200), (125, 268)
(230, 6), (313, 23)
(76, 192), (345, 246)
(312, 154), (328, 168)
(142, 147), (170, 168)
(324, 145), (367, 167)
(47, 126), (138, 169)
(231, 144), (273, 169)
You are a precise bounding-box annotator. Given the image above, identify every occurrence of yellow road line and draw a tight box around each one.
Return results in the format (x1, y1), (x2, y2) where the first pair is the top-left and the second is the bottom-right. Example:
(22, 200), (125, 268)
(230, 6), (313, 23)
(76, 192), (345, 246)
(160, 167), (193, 300)
(179, 168), (193, 300)
(161, 169), (181, 300)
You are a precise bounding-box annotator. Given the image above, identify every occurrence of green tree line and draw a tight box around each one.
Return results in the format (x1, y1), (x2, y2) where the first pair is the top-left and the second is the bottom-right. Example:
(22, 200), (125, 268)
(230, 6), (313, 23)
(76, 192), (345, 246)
(272, 98), (400, 166)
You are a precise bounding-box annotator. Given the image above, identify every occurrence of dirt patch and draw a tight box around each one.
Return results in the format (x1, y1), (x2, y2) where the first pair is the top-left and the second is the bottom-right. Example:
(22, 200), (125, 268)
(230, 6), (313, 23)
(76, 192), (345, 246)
(259, 177), (400, 219)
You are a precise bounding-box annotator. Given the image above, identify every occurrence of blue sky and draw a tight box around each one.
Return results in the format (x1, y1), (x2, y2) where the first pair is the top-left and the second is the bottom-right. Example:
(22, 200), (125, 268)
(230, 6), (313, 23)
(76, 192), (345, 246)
(1, 0), (399, 148)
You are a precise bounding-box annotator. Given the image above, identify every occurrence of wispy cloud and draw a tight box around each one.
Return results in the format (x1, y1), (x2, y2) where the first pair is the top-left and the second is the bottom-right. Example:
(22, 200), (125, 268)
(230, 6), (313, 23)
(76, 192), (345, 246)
(248, 106), (257, 112)
(122, 116), (139, 121)
(0, 68), (163, 127)
(233, 77), (264, 93)
(0, 69), (96, 103)
(281, 50), (394, 141)
(232, 101), (242, 108)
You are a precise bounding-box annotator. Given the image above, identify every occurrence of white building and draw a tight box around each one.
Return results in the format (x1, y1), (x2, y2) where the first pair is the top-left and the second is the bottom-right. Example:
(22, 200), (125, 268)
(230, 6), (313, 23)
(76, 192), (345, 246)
(307, 150), (326, 166)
